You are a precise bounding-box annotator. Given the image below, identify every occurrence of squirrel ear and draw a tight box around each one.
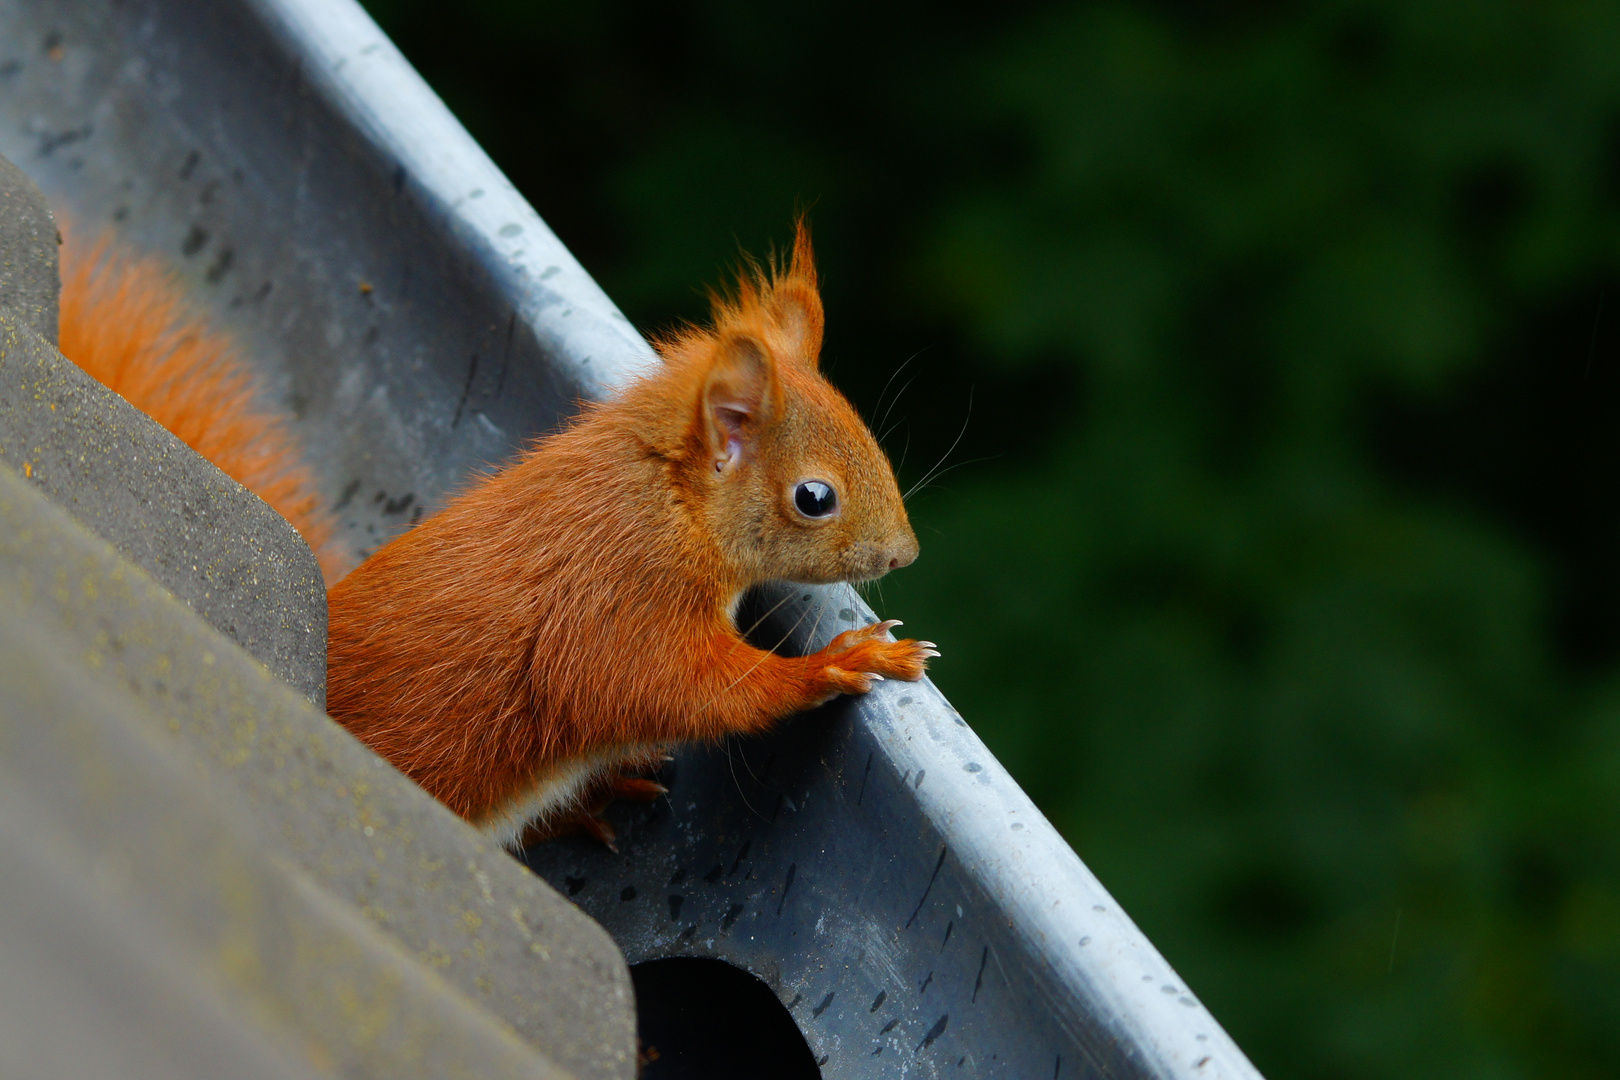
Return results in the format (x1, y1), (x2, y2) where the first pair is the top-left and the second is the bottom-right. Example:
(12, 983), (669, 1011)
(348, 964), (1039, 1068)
(700, 333), (777, 474)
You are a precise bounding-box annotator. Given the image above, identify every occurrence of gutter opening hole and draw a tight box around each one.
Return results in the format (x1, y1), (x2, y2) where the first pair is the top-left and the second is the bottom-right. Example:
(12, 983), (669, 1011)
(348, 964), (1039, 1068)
(632, 957), (820, 1079)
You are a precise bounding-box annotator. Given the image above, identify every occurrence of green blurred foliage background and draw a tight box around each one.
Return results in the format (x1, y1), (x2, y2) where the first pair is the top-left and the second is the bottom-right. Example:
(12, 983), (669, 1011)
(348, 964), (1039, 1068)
(361, 1), (1620, 1075)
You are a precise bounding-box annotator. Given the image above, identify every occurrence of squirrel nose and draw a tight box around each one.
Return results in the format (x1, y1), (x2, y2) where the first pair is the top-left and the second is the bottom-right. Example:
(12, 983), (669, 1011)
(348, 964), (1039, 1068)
(886, 529), (919, 571)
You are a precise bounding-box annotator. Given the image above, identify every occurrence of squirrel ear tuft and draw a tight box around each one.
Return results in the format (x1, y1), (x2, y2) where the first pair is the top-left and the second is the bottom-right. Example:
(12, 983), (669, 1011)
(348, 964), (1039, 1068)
(770, 220), (824, 365)
(700, 333), (777, 473)
(770, 285), (823, 367)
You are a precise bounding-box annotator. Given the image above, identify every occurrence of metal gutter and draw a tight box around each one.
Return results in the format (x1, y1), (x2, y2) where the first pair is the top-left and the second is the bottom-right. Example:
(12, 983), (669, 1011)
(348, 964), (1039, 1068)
(0, 1), (1264, 1075)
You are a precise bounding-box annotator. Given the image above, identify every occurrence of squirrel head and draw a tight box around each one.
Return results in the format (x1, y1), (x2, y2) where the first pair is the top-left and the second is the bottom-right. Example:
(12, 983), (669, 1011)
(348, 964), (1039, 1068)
(646, 223), (918, 588)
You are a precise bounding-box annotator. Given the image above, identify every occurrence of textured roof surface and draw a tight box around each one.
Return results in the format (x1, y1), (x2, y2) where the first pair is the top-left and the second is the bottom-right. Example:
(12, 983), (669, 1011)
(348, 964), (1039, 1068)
(0, 151), (637, 1080)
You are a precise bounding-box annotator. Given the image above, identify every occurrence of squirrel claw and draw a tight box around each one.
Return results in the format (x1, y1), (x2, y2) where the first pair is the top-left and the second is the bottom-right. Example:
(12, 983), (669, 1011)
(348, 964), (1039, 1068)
(589, 827), (621, 855)
(571, 812), (620, 853)
(611, 777), (669, 801)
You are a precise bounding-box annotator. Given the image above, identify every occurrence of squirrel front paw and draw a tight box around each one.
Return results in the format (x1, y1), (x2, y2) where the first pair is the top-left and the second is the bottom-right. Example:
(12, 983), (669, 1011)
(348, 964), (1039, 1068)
(818, 619), (938, 696)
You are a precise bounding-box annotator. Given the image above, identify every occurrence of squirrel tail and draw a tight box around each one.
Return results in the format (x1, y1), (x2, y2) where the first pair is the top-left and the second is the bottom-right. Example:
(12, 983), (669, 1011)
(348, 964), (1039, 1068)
(57, 229), (346, 583)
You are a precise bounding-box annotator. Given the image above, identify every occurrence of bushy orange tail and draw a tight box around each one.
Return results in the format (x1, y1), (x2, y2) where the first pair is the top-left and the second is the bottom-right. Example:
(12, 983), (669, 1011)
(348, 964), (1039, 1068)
(57, 231), (344, 583)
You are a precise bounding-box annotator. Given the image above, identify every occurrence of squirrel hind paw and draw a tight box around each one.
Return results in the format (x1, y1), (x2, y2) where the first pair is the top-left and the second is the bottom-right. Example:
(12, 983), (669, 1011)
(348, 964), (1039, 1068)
(523, 809), (621, 853)
(520, 761), (671, 852)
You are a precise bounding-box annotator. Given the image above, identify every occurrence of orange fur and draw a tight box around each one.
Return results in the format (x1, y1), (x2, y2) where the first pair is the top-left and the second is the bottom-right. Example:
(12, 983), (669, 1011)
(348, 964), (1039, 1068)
(327, 225), (930, 842)
(57, 232), (343, 582)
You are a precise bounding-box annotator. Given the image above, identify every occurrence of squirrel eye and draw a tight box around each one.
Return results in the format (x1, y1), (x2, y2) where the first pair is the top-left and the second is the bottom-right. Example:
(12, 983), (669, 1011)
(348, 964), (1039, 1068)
(793, 480), (838, 518)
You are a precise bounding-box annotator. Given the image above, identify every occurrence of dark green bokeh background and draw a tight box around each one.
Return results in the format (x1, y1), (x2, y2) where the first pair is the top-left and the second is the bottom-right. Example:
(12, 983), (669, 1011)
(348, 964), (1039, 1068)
(361, 2), (1620, 1075)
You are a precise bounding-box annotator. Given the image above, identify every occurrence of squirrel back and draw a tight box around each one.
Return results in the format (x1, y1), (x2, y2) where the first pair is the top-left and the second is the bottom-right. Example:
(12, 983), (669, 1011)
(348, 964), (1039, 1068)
(57, 231), (343, 582)
(327, 224), (933, 846)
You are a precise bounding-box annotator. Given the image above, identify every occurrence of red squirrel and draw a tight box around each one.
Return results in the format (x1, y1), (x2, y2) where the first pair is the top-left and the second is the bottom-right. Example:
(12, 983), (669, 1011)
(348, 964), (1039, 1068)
(57, 219), (934, 850)
(325, 224), (936, 848)
(56, 230), (344, 582)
